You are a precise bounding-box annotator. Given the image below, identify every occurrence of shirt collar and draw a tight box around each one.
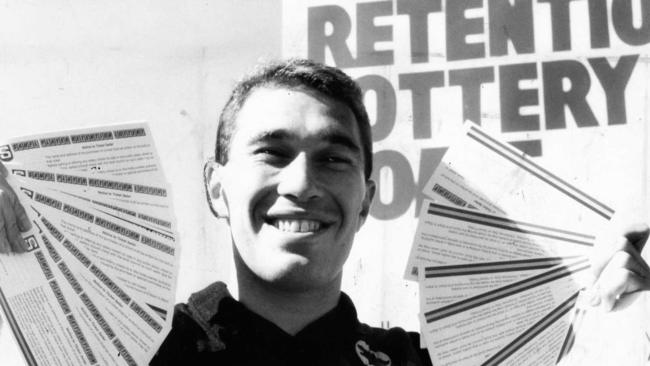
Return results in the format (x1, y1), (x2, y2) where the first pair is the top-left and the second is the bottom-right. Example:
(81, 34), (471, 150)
(210, 291), (361, 352)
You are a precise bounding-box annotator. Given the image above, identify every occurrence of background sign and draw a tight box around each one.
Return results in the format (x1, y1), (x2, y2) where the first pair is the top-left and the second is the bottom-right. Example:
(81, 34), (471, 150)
(284, 0), (650, 331)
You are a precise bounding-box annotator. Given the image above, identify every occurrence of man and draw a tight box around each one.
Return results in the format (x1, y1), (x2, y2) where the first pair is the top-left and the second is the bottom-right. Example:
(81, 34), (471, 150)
(1, 59), (649, 365)
(151, 58), (431, 365)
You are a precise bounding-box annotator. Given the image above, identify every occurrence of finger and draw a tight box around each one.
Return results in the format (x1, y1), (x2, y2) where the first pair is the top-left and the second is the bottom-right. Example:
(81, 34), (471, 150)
(13, 197), (31, 232)
(622, 223), (650, 252)
(0, 165), (10, 186)
(0, 190), (27, 253)
(0, 163), (11, 253)
(596, 267), (650, 311)
(606, 250), (650, 279)
(0, 221), (11, 254)
(592, 234), (629, 280)
(592, 251), (650, 310)
(592, 229), (650, 281)
(0, 191), (11, 253)
(2, 204), (27, 253)
(0, 173), (32, 232)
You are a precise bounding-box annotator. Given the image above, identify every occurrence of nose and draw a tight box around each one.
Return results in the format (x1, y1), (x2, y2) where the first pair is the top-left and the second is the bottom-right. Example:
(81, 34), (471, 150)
(276, 153), (323, 202)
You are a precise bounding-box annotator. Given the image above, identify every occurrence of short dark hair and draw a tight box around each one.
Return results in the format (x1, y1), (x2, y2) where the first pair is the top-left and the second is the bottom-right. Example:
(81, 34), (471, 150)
(214, 58), (373, 179)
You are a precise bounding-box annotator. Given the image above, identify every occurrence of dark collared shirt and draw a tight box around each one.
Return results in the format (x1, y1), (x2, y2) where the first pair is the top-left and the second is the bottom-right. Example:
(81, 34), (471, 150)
(150, 282), (432, 366)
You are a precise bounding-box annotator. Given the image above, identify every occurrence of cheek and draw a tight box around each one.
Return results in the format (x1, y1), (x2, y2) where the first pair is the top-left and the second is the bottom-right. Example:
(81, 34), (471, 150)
(224, 167), (267, 207)
(224, 174), (275, 235)
(336, 184), (367, 217)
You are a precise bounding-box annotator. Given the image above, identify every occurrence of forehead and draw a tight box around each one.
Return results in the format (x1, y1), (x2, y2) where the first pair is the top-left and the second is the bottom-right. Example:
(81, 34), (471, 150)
(230, 87), (362, 149)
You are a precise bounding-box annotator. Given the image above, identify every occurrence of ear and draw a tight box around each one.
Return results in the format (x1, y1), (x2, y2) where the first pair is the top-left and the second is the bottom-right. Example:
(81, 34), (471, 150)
(204, 160), (229, 219)
(357, 179), (376, 230)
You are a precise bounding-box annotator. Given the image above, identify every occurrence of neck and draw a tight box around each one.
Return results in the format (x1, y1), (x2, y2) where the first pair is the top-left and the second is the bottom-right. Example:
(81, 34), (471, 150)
(236, 266), (342, 335)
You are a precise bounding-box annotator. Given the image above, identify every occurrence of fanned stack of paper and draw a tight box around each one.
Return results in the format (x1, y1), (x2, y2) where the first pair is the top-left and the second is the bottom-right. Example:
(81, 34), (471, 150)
(404, 122), (614, 366)
(0, 122), (179, 365)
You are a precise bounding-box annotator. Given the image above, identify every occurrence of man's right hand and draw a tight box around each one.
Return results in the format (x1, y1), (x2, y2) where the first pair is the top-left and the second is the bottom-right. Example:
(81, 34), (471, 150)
(0, 162), (32, 253)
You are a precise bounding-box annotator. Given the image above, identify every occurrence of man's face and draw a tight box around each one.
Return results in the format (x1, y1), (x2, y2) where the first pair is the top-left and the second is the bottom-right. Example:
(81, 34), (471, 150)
(214, 86), (374, 291)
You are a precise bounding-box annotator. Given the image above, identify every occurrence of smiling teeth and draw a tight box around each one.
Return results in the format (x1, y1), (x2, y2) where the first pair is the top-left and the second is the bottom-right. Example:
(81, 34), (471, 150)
(274, 219), (321, 232)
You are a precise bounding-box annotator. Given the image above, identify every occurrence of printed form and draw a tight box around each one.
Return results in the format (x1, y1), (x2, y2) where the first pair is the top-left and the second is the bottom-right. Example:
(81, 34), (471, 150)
(405, 122), (616, 366)
(0, 122), (179, 365)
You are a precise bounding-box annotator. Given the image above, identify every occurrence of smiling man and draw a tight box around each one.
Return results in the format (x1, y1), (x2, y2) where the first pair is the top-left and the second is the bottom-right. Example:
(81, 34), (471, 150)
(148, 59), (437, 365)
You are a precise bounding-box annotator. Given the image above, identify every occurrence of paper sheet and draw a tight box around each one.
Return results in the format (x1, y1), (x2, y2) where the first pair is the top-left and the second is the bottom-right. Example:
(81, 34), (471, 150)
(406, 121), (616, 365)
(0, 122), (178, 365)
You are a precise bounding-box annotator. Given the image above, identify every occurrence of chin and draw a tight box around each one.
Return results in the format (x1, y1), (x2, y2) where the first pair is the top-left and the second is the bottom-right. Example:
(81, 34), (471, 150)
(260, 259), (336, 292)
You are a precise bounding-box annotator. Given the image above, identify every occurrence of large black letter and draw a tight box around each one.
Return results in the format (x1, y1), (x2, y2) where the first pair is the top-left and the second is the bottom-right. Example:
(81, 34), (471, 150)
(612, 0), (650, 46)
(509, 139), (542, 157)
(357, 75), (397, 142)
(589, 0), (610, 48)
(488, 0), (535, 56)
(370, 150), (415, 220)
(399, 71), (445, 139)
(357, 1), (394, 67)
(446, 0), (485, 61)
(308, 5), (355, 66)
(538, 0), (578, 51)
(415, 147), (448, 215)
(449, 67), (495, 123)
(500, 63), (540, 132)
(397, 0), (442, 63)
(543, 60), (599, 129)
(589, 55), (638, 125)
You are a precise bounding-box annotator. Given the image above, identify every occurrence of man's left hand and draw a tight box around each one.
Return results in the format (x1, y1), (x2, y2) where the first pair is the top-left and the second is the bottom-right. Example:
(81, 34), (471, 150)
(591, 224), (650, 311)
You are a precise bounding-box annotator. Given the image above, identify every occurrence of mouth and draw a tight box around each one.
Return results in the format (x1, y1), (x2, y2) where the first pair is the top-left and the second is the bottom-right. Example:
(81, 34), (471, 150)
(267, 218), (327, 233)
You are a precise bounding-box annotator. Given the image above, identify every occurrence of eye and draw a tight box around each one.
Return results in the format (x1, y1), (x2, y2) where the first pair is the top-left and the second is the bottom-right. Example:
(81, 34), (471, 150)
(253, 147), (291, 165)
(319, 152), (355, 170)
(255, 147), (281, 156)
(324, 155), (351, 164)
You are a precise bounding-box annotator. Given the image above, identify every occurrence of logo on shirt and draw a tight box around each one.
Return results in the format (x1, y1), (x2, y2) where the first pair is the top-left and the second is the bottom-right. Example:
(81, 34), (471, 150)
(355, 340), (391, 366)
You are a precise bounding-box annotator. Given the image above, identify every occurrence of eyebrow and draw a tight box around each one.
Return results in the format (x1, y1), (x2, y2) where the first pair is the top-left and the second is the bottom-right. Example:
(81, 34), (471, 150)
(249, 129), (361, 153)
